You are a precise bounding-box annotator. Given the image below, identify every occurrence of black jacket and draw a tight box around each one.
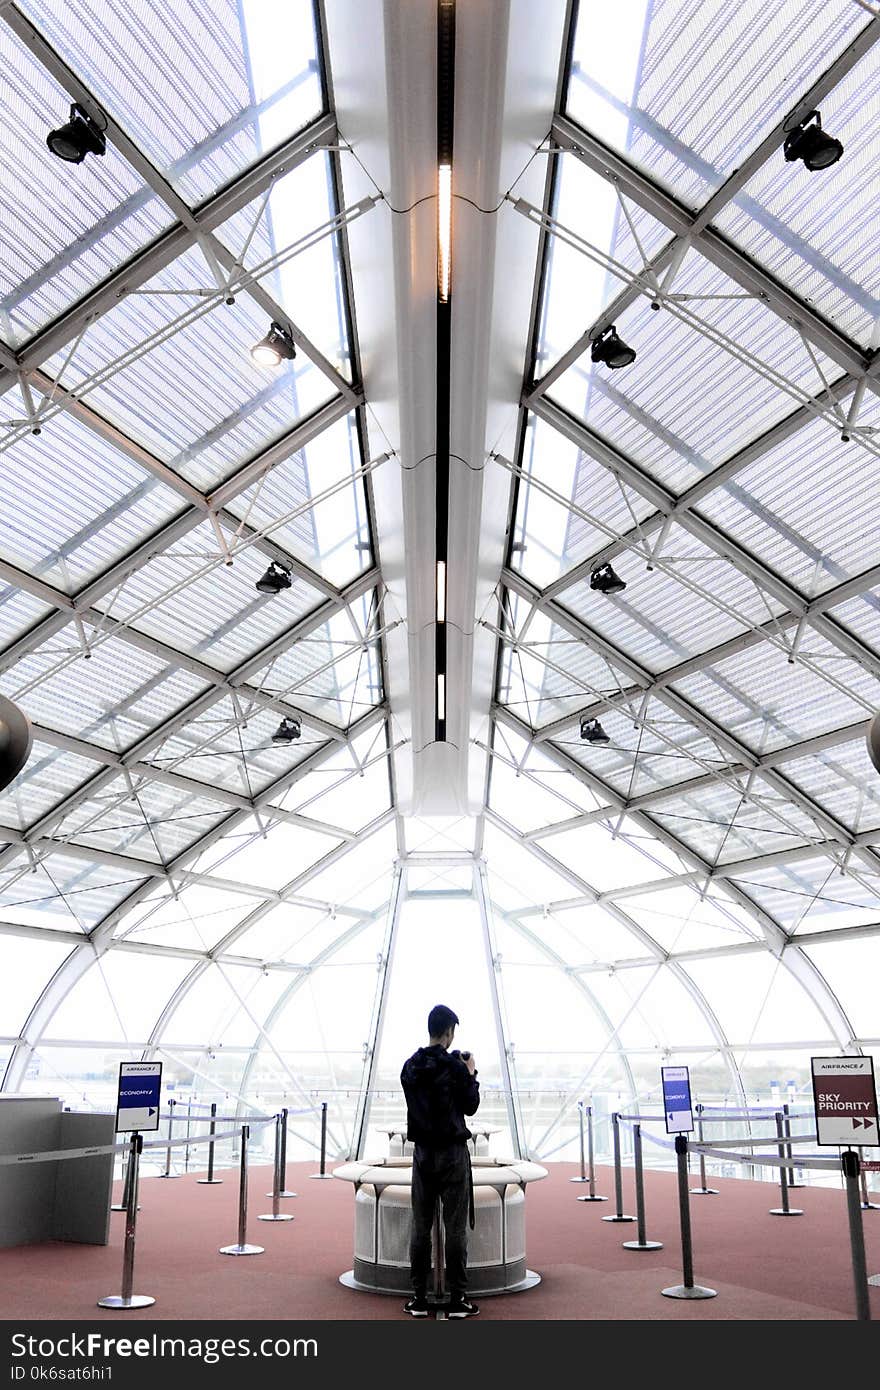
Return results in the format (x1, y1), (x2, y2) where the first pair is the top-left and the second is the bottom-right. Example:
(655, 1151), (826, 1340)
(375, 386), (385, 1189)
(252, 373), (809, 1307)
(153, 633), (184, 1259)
(400, 1045), (480, 1147)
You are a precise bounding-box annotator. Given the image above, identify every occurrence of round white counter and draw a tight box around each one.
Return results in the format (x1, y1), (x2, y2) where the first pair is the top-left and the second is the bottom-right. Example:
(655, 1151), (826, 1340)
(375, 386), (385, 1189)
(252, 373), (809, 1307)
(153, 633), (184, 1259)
(333, 1156), (548, 1297)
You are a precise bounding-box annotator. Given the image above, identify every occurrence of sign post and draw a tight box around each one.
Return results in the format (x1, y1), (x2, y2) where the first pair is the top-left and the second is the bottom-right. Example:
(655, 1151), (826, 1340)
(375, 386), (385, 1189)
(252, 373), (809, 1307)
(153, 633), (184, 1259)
(114, 1062), (162, 1134)
(661, 1065), (694, 1135)
(811, 1056), (878, 1147)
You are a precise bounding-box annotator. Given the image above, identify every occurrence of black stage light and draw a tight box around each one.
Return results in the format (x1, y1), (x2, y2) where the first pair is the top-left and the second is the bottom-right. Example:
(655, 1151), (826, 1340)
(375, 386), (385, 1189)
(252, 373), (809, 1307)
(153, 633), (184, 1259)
(783, 111), (843, 171)
(590, 562), (627, 595)
(0, 696), (32, 790)
(580, 717), (610, 745)
(255, 561), (292, 595)
(46, 103), (106, 163)
(250, 320), (297, 367)
(590, 324), (637, 369)
(272, 717), (301, 744)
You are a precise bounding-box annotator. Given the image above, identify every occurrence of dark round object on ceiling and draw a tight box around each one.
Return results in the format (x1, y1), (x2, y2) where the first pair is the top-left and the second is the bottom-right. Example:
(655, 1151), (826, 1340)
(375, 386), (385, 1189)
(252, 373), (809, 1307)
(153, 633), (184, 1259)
(0, 696), (32, 791)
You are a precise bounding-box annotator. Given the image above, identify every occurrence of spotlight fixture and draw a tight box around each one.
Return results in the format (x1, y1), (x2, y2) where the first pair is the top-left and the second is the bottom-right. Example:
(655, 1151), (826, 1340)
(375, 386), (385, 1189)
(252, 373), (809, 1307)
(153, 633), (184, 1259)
(580, 717), (610, 745)
(590, 324), (637, 370)
(590, 562), (627, 595)
(46, 103), (107, 163)
(254, 561), (292, 595)
(783, 110), (843, 171)
(271, 717), (301, 744)
(250, 321), (296, 367)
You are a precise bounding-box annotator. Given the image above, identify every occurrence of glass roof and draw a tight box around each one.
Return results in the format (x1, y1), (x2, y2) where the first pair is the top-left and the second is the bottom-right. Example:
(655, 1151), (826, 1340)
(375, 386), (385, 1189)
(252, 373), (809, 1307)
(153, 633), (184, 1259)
(0, 0), (878, 1158)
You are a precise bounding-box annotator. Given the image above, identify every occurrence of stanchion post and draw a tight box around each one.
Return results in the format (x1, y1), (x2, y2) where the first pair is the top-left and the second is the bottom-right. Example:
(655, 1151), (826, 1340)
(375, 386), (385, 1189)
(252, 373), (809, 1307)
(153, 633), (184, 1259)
(661, 1134), (716, 1300)
(259, 1114), (294, 1222)
(184, 1098), (192, 1174)
(570, 1100), (589, 1183)
(277, 1107), (297, 1198)
(691, 1103), (719, 1195)
(770, 1110), (803, 1216)
(309, 1101), (333, 1179)
(219, 1125), (264, 1255)
(197, 1101), (223, 1185)
(98, 1134), (155, 1308)
(602, 1113), (636, 1222)
(783, 1102), (804, 1188)
(623, 1124), (663, 1251)
(158, 1098), (180, 1179)
(577, 1102), (608, 1202)
(111, 1143), (130, 1213)
(842, 1150), (871, 1321)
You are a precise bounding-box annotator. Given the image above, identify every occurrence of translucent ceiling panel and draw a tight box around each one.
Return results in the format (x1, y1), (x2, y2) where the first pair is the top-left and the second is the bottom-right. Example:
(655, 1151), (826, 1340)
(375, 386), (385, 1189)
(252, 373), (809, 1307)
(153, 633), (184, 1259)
(89, 519), (324, 672)
(0, 626), (209, 749)
(827, 586), (880, 664)
(783, 736), (880, 836)
(303, 821), (396, 914)
(0, 851), (146, 931)
(0, 22), (174, 345)
(403, 815), (478, 856)
(249, 594), (383, 728)
(647, 776), (818, 865)
(696, 394), (880, 597)
(44, 247), (337, 492)
(497, 600), (633, 731)
(142, 698), (324, 797)
(682, 953), (837, 1044)
(537, 150), (670, 372)
(488, 756), (595, 837)
(195, 814), (342, 893)
(224, 413), (372, 588)
(616, 885), (761, 954)
(715, 43), (880, 345)
(0, 934), (72, 1035)
(670, 632), (880, 754)
(232, 901), (354, 965)
(114, 882), (265, 951)
(549, 250), (843, 493)
(55, 774), (227, 863)
(536, 818), (685, 893)
(509, 413), (655, 590)
(565, 0), (865, 209)
(214, 151), (351, 381)
(42, 949), (192, 1044)
(20, 0), (323, 208)
(558, 524), (787, 673)
(551, 697), (732, 800)
(494, 723), (602, 818)
(157, 960), (290, 1048)
(726, 854), (880, 935)
(0, 739), (100, 832)
(0, 389), (184, 591)
(802, 937), (880, 1039)
(480, 820), (585, 913)
(279, 743), (391, 834)
(0, 588), (54, 653)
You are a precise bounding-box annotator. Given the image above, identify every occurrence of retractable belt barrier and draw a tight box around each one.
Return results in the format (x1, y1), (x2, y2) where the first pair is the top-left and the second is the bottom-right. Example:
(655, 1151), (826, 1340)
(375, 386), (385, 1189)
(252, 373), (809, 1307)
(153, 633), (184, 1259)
(0, 1120), (273, 1167)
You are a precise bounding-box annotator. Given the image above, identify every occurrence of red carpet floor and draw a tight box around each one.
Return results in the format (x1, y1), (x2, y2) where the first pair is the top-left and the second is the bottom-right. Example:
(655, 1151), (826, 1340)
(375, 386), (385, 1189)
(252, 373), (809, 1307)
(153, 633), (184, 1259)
(0, 1162), (877, 1321)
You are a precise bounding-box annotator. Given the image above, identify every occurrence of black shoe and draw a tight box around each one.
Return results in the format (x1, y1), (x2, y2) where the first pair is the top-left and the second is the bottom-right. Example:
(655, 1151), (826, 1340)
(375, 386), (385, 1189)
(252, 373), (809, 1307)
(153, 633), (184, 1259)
(446, 1297), (479, 1318)
(404, 1295), (429, 1317)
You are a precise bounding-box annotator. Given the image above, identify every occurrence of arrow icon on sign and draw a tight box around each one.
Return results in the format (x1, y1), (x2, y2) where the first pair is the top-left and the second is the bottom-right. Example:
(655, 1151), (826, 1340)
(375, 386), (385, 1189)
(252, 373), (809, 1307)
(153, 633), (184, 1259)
(854, 1118), (864, 1129)
(149, 1108), (156, 1117)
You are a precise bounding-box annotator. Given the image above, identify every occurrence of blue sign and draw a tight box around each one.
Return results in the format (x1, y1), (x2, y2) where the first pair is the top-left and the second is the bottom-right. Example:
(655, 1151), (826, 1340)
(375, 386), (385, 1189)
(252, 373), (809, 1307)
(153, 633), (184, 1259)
(661, 1065), (694, 1134)
(115, 1062), (162, 1133)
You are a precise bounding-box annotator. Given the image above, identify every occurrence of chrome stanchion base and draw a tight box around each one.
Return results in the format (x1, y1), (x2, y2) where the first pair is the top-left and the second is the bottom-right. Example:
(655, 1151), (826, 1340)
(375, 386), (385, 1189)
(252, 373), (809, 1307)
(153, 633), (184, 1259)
(157, 1172), (181, 1179)
(577, 1194), (608, 1202)
(569, 1176), (591, 1183)
(622, 1239), (663, 1251)
(788, 1181), (806, 1188)
(257, 1212), (294, 1222)
(769, 1207), (803, 1216)
(869, 1273), (880, 1285)
(309, 1173), (334, 1180)
(197, 1178), (223, 1185)
(661, 1283), (716, 1300)
(219, 1243), (265, 1255)
(602, 1213), (637, 1222)
(266, 1188), (298, 1197)
(110, 1204), (140, 1212)
(690, 1186), (719, 1195)
(861, 1201), (880, 1211)
(97, 1295), (155, 1309)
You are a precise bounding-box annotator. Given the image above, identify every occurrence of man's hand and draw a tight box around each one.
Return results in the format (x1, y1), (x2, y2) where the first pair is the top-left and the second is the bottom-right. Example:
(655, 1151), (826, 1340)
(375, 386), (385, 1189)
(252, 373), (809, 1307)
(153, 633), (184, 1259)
(464, 1053), (476, 1076)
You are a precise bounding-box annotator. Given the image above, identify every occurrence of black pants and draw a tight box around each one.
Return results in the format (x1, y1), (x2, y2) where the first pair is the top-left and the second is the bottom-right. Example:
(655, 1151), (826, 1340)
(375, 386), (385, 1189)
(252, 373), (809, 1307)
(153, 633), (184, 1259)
(409, 1143), (470, 1298)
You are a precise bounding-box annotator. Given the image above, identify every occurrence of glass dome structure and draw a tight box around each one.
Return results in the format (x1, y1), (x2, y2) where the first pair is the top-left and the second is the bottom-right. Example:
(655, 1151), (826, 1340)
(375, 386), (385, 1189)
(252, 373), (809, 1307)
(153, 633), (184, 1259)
(0, 0), (878, 1169)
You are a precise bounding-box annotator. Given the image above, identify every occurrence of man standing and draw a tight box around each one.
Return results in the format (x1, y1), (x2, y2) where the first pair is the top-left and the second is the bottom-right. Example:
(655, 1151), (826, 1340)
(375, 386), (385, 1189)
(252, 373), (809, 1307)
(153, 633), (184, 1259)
(400, 1004), (480, 1318)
